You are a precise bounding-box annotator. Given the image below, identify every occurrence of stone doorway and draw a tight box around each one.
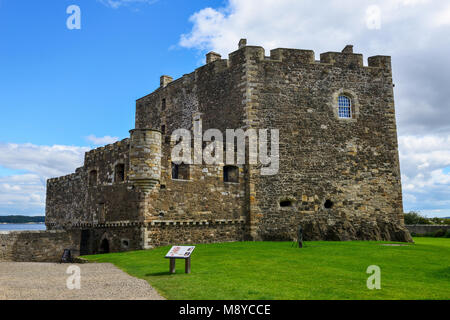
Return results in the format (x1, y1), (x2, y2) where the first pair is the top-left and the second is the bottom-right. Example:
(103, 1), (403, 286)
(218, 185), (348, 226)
(80, 230), (91, 255)
(100, 238), (110, 254)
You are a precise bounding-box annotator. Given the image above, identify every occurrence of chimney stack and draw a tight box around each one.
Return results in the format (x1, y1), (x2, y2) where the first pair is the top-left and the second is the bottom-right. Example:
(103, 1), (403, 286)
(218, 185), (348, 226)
(206, 52), (222, 64)
(342, 45), (354, 53)
(160, 75), (173, 88)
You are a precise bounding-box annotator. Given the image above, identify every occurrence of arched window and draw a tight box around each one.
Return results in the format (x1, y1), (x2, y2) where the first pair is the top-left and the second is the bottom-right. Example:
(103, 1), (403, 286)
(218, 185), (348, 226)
(89, 170), (97, 187)
(338, 95), (352, 119)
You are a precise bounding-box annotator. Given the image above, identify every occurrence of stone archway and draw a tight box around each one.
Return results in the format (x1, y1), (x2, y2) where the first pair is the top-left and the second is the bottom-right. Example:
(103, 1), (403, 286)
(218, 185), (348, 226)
(99, 236), (110, 254)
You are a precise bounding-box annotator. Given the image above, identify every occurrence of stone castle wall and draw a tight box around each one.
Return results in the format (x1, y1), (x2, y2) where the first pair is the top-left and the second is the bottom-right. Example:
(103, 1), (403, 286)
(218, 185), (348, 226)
(0, 230), (80, 262)
(77, 225), (143, 254)
(239, 46), (410, 241)
(152, 142), (246, 222)
(406, 225), (450, 235)
(46, 139), (141, 228)
(144, 220), (246, 247)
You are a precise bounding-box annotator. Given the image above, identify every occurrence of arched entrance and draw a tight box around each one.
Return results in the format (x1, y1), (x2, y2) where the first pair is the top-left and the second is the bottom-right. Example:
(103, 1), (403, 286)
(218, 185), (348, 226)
(100, 238), (110, 254)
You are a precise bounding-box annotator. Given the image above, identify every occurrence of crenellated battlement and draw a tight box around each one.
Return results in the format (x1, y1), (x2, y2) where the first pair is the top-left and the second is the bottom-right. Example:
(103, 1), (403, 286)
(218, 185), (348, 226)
(84, 138), (130, 164)
(140, 40), (392, 103)
(47, 172), (80, 183)
(368, 55), (392, 70)
(269, 48), (315, 64)
(319, 51), (363, 68)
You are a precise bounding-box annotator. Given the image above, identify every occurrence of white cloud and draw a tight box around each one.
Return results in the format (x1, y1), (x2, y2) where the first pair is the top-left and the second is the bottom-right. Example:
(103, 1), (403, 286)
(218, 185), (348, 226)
(399, 135), (450, 216)
(179, 0), (443, 56)
(98, 0), (158, 9)
(0, 143), (89, 180)
(365, 5), (382, 30)
(86, 135), (119, 146)
(0, 143), (90, 215)
(0, 174), (45, 215)
(432, 4), (450, 27)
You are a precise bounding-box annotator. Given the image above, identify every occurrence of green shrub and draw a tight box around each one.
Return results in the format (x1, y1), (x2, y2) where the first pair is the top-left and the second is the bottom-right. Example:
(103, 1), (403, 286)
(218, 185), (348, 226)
(434, 229), (446, 237)
(429, 217), (450, 225)
(411, 228), (450, 238)
(404, 211), (431, 225)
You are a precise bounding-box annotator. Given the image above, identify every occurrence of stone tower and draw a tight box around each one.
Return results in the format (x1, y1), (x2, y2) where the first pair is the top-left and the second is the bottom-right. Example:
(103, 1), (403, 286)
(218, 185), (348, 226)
(129, 129), (162, 221)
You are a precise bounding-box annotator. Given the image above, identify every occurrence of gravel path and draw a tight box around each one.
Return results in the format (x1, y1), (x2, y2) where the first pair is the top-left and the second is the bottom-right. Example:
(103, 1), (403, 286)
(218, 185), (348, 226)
(0, 262), (165, 300)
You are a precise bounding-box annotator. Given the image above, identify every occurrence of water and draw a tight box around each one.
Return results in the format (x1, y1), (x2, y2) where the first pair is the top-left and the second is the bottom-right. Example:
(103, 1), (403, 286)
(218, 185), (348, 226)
(0, 224), (46, 231)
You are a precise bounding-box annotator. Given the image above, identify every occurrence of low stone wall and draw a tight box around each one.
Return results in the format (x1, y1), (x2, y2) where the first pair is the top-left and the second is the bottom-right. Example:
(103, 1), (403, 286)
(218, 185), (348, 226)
(406, 225), (450, 235)
(0, 230), (80, 262)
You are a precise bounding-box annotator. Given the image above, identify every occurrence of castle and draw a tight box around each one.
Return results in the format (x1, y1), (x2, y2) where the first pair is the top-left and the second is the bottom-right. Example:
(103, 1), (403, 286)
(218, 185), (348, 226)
(45, 39), (412, 255)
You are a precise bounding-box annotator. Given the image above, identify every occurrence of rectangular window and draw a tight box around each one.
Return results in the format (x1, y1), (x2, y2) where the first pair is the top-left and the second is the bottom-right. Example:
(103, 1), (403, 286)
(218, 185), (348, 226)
(224, 166), (239, 183)
(172, 162), (190, 180)
(89, 170), (97, 187)
(115, 164), (125, 182)
(338, 95), (352, 119)
(161, 98), (166, 111)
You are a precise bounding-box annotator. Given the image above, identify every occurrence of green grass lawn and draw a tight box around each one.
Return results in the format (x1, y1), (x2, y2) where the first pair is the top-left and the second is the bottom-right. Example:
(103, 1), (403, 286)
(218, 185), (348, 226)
(83, 238), (450, 300)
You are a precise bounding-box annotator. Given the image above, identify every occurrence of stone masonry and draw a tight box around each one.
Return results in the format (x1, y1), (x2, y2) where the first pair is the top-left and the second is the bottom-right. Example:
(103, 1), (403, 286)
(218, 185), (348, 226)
(0, 230), (80, 262)
(45, 40), (412, 255)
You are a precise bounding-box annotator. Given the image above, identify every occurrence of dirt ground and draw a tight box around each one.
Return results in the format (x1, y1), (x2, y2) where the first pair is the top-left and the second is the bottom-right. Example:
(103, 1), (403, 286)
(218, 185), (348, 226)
(0, 262), (165, 300)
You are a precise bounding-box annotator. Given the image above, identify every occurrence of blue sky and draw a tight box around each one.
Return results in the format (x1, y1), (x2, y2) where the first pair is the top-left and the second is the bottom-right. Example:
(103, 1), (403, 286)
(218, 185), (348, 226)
(0, 0), (449, 217)
(0, 0), (223, 146)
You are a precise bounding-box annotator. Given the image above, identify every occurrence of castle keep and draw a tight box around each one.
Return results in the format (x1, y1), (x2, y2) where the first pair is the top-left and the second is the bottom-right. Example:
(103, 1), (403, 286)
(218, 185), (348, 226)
(45, 40), (412, 255)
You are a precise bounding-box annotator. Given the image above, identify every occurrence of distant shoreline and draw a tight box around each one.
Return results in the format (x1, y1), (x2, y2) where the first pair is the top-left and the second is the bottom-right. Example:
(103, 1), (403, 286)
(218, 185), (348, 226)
(0, 222), (45, 225)
(0, 216), (45, 224)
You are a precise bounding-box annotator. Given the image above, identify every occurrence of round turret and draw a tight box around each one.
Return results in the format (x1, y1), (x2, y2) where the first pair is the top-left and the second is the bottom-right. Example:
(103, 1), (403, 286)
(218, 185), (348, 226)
(129, 129), (162, 191)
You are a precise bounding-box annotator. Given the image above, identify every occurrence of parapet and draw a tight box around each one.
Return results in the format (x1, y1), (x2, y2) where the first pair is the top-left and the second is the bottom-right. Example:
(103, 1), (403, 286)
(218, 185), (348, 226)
(84, 138), (130, 165)
(270, 48), (315, 64)
(144, 41), (393, 100)
(47, 172), (79, 184)
(229, 45), (265, 66)
(368, 55), (392, 70)
(320, 51), (363, 68)
(267, 45), (391, 71)
(147, 218), (246, 226)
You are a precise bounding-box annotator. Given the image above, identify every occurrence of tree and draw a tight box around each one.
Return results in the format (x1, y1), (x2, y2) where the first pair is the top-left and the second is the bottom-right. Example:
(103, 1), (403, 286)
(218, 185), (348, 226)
(404, 211), (431, 225)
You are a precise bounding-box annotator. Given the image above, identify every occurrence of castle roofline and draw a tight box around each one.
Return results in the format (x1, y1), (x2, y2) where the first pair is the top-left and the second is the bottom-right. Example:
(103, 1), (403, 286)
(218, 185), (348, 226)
(136, 39), (392, 102)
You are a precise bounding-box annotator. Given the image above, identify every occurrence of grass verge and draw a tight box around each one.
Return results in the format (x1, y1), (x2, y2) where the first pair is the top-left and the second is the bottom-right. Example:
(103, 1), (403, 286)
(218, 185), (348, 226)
(83, 238), (450, 300)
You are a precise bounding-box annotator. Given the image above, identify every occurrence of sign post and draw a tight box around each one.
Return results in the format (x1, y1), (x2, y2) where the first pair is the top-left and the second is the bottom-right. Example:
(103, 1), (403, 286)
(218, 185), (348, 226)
(185, 257), (191, 274)
(170, 257), (176, 274)
(165, 246), (195, 274)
